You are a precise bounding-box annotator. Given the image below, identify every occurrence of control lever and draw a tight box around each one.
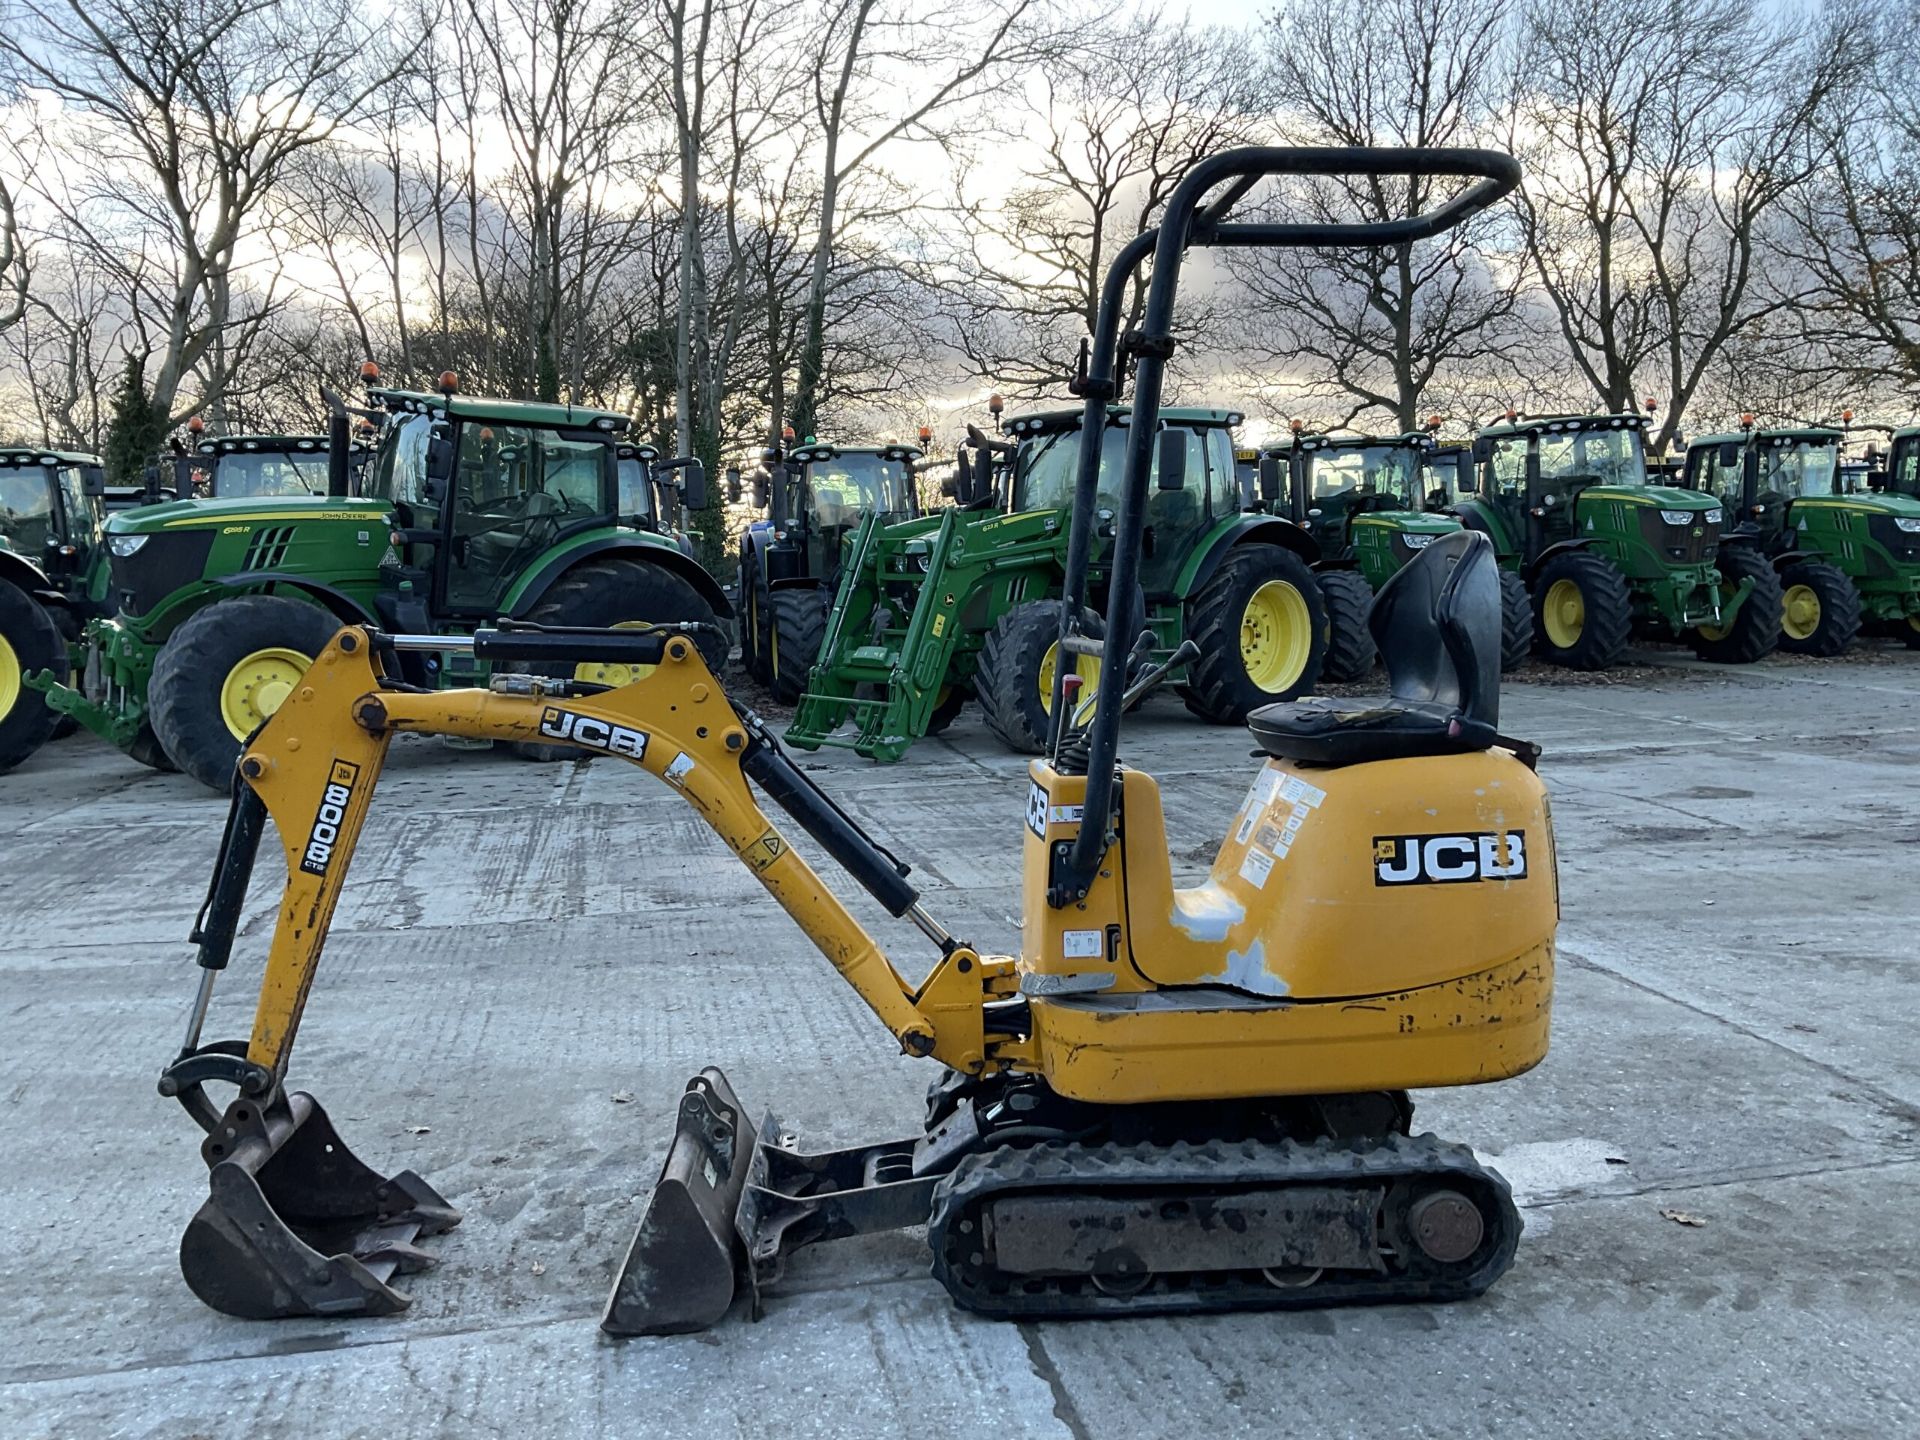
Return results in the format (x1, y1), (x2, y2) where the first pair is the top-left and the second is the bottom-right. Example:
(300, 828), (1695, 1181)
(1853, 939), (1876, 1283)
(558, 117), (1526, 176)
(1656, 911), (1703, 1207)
(1118, 639), (1199, 710)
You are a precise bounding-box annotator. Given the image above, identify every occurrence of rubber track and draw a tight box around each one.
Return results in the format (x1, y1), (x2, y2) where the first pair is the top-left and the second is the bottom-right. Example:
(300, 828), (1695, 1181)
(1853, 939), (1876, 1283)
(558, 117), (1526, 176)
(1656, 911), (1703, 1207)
(928, 1131), (1520, 1319)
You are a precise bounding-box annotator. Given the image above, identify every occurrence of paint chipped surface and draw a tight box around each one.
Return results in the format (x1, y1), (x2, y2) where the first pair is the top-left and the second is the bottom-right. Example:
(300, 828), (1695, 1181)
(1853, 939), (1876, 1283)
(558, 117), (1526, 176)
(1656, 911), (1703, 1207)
(1195, 937), (1290, 996)
(1169, 884), (1246, 942)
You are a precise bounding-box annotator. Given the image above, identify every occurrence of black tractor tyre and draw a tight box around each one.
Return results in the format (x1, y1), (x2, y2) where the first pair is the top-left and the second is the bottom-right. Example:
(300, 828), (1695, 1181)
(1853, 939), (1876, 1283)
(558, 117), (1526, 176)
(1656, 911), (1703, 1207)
(150, 596), (343, 792)
(1532, 550), (1633, 671)
(740, 553), (772, 683)
(1687, 545), (1782, 664)
(510, 558), (722, 760)
(126, 721), (177, 773)
(767, 587), (828, 703)
(926, 684), (967, 735)
(0, 584), (64, 773)
(1181, 546), (1328, 723)
(1498, 570), (1534, 674)
(977, 600), (1105, 755)
(1904, 613), (1920, 650)
(1776, 559), (1861, 657)
(1316, 569), (1376, 682)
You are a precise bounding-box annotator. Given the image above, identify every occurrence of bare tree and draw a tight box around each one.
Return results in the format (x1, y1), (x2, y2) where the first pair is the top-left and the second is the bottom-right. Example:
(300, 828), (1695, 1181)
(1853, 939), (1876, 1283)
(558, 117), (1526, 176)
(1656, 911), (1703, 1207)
(1508, 0), (1855, 450)
(943, 11), (1272, 398)
(1228, 0), (1518, 432)
(0, 171), (28, 333)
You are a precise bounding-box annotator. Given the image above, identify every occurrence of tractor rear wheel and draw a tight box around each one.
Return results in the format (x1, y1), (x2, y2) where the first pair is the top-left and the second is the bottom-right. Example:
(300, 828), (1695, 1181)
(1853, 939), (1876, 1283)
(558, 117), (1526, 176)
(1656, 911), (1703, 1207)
(977, 600), (1104, 754)
(150, 596), (342, 792)
(1181, 546), (1327, 722)
(1498, 570), (1534, 673)
(510, 558), (721, 760)
(0, 584), (63, 774)
(1315, 569), (1376, 682)
(767, 588), (827, 703)
(741, 552), (771, 683)
(1776, 559), (1860, 657)
(1687, 546), (1782, 664)
(1532, 551), (1632, 670)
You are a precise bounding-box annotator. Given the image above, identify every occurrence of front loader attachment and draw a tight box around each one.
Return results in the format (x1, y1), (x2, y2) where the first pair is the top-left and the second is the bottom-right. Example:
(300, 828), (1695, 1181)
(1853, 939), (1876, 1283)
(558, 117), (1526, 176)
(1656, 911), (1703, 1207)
(180, 1087), (460, 1320)
(604, 1068), (935, 1335)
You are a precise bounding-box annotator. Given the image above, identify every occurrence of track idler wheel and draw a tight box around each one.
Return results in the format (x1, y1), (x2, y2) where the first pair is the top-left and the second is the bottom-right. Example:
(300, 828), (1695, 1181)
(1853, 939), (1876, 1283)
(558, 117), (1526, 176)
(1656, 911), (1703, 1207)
(180, 1088), (460, 1319)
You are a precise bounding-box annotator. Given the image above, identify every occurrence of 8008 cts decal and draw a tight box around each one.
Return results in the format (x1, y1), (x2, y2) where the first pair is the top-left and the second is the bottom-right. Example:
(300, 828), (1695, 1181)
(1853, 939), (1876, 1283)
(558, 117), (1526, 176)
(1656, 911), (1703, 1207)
(537, 707), (649, 759)
(1373, 831), (1527, 885)
(300, 760), (362, 875)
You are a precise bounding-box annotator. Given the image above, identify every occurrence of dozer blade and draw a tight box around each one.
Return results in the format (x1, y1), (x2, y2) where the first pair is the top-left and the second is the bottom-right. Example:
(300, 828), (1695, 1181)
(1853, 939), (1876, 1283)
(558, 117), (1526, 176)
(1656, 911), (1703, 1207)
(180, 1089), (460, 1320)
(603, 1069), (759, 1336)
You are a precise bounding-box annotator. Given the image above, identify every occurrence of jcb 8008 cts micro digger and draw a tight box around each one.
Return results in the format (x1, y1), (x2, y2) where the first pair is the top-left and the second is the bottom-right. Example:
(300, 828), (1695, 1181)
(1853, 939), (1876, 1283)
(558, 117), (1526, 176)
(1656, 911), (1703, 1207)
(161, 146), (1555, 1333)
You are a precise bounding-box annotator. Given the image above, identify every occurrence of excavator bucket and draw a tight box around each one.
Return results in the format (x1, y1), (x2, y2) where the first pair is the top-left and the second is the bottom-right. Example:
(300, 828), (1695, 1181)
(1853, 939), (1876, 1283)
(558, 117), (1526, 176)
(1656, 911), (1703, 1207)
(180, 1089), (460, 1319)
(604, 1068), (935, 1336)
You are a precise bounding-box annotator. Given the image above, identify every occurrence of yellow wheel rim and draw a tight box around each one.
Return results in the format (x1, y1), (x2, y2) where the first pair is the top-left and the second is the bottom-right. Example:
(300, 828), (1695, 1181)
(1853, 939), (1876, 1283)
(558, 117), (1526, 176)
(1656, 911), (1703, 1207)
(219, 647), (311, 741)
(1239, 581), (1312, 692)
(0, 632), (19, 719)
(1037, 640), (1100, 724)
(1781, 584), (1820, 641)
(1909, 612), (1920, 634)
(1542, 579), (1586, 649)
(573, 620), (656, 688)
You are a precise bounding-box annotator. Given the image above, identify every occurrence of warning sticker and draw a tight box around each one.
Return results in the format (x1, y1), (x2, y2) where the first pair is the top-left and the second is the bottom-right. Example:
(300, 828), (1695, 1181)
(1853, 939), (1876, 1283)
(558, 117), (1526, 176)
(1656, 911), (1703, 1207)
(1234, 810), (1258, 846)
(664, 752), (696, 785)
(1255, 769), (1284, 807)
(740, 830), (787, 872)
(1063, 929), (1104, 960)
(1279, 774), (1327, 808)
(1238, 848), (1276, 888)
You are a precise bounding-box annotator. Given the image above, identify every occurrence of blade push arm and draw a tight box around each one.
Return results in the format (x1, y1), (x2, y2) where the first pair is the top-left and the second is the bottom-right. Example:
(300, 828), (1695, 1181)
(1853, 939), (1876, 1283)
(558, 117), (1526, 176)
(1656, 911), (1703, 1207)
(187, 626), (1015, 1092)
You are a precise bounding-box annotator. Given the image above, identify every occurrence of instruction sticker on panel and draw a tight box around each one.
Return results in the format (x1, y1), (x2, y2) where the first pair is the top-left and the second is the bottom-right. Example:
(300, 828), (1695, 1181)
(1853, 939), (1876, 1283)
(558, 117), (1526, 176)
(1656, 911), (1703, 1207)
(1238, 848), (1276, 889)
(1063, 929), (1104, 960)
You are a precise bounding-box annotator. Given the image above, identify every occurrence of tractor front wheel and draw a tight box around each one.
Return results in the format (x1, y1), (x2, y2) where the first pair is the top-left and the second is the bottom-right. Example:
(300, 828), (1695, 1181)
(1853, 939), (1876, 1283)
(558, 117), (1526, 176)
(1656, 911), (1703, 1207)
(149, 596), (343, 792)
(510, 559), (721, 761)
(1776, 559), (1860, 657)
(1181, 546), (1327, 722)
(767, 588), (827, 703)
(740, 553), (771, 683)
(1533, 551), (1632, 670)
(1687, 546), (1782, 664)
(0, 584), (63, 774)
(1498, 570), (1534, 673)
(1315, 569), (1376, 682)
(977, 601), (1104, 754)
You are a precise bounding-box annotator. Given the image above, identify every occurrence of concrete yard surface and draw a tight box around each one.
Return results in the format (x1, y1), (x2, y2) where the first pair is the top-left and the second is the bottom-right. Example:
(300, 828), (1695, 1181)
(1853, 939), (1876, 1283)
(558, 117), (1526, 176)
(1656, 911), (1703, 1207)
(0, 645), (1915, 1439)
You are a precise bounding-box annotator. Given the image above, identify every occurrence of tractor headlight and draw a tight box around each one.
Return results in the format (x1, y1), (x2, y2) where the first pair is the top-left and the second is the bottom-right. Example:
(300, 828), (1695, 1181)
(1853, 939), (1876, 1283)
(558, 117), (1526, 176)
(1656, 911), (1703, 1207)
(1658, 509), (1697, 526)
(1705, 508), (1723, 524)
(108, 534), (148, 558)
(1401, 533), (1436, 549)
(1895, 517), (1920, 533)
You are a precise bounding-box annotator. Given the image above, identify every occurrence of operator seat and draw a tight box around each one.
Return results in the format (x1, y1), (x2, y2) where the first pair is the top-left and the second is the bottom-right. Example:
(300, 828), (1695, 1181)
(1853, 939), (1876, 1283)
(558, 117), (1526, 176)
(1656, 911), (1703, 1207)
(1246, 529), (1501, 767)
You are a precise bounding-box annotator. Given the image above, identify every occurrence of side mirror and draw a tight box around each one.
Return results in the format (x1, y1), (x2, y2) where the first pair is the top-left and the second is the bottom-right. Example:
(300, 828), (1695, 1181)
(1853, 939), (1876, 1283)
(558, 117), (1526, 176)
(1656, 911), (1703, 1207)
(1257, 456), (1283, 505)
(1470, 436), (1492, 464)
(1156, 430), (1187, 491)
(172, 456), (194, 500)
(725, 466), (742, 504)
(81, 466), (106, 498)
(940, 472), (958, 499)
(751, 473), (769, 510)
(1717, 442), (1740, 469)
(678, 459), (708, 512)
(142, 463), (163, 502)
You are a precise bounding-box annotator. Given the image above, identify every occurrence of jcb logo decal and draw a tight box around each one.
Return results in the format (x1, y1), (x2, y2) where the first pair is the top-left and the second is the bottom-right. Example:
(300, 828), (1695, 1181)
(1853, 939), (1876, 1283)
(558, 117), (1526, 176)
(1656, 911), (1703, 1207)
(1373, 831), (1527, 886)
(537, 707), (648, 759)
(299, 760), (361, 875)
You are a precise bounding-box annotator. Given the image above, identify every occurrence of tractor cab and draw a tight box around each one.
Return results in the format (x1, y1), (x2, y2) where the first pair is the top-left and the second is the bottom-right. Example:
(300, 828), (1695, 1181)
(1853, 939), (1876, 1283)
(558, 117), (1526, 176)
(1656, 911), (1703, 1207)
(1682, 424), (1844, 544)
(1473, 413), (1673, 550)
(1890, 427), (1920, 500)
(1005, 406), (1240, 594)
(1260, 428), (1436, 560)
(759, 443), (921, 583)
(1422, 442), (1474, 510)
(169, 432), (372, 501)
(0, 447), (108, 601)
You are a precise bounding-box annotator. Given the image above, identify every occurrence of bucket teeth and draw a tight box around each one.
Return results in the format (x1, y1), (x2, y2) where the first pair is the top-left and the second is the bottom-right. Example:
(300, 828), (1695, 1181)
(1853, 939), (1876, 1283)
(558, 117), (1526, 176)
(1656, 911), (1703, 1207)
(180, 1089), (460, 1320)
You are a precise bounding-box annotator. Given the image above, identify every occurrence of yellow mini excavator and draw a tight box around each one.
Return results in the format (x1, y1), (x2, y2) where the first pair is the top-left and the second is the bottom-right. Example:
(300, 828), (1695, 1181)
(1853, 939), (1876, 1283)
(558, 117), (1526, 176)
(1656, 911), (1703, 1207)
(160, 146), (1554, 1333)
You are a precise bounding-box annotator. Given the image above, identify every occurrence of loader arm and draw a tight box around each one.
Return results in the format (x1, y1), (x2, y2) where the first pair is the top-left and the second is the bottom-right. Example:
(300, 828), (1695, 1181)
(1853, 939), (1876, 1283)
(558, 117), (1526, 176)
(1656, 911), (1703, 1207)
(178, 624), (1017, 1099)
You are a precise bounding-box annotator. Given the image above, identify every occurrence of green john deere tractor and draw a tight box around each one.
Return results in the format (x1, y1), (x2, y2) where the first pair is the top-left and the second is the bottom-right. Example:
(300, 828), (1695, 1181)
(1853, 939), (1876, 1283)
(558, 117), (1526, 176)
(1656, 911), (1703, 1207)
(158, 421), (374, 502)
(1682, 421), (1920, 654)
(31, 383), (729, 790)
(1256, 426), (1533, 673)
(736, 440), (925, 700)
(785, 403), (1345, 761)
(0, 447), (112, 771)
(1463, 412), (1777, 669)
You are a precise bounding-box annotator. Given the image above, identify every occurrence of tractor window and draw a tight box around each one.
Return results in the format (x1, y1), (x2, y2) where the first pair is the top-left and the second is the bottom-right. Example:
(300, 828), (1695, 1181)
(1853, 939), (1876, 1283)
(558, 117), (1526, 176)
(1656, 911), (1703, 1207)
(1013, 424), (1170, 515)
(617, 456), (656, 523)
(1537, 427), (1645, 489)
(208, 450), (330, 497)
(1488, 438), (1527, 497)
(56, 465), (102, 548)
(1207, 429), (1239, 516)
(1424, 451), (1467, 505)
(804, 453), (912, 528)
(1310, 444), (1417, 506)
(0, 467), (54, 553)
(445, 424), (611, 611)
(1760, 440), (1838, 498)
(369, 415), (432, 504)
(1895, 440), (1919, 494)
(1700, 445), (1746, 513)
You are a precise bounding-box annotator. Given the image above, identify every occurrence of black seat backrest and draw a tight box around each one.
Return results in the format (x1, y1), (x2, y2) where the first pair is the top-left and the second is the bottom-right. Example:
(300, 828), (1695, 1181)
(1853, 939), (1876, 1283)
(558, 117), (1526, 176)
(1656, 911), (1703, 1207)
(1367, 529), (1500, 730)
